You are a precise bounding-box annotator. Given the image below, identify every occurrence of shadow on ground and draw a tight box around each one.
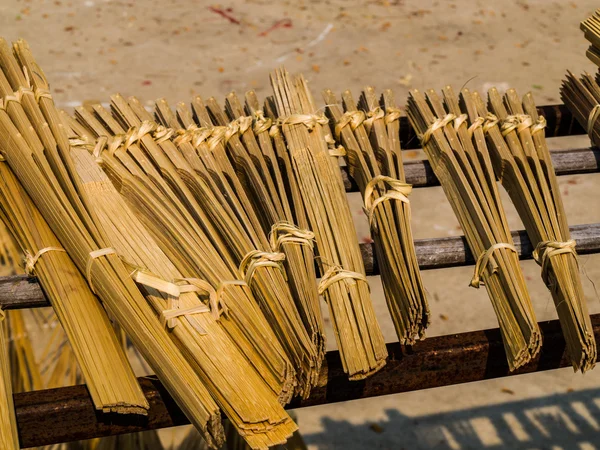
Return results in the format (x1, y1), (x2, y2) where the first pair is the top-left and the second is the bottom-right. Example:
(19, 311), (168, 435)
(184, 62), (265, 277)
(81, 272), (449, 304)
(302, 388), (600, 449)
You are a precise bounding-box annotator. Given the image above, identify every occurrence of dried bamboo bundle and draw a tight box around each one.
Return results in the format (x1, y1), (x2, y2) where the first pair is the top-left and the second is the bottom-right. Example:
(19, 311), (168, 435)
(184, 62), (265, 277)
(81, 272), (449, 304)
(68, 109), (297, 447)
(0, 155), (148, 414)
(152, 94), (321, 394)
(68, 105), (296, 406)
(406, 87), (541, 371)
(561, 71), (600, 147)
(323, 87), (430, 344)
(270, 68), (387, 380)
(484, 87), (595, 371)
(0, 38), (224, 447)
(580, 10), (600, 67)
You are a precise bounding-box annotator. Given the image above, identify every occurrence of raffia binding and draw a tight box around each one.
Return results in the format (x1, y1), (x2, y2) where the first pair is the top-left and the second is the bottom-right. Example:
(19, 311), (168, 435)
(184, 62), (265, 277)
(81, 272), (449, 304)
(86, 248), (117, 294)
(24, 247), (66, 275)
(587, 104), (600, 146)
(470, 243), (519, 288)
(363, 175), (412, 228)
(317, 265), (368, 295)
(269, 221), (315, 252)
(239, 250), (286, 284)
(533, 239), (578, 289)
(419, 113), (456, 145)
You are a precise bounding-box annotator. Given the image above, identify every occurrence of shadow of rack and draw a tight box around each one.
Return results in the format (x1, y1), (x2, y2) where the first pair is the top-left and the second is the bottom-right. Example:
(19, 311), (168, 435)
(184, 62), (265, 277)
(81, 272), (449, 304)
(0, 104), (598, 448)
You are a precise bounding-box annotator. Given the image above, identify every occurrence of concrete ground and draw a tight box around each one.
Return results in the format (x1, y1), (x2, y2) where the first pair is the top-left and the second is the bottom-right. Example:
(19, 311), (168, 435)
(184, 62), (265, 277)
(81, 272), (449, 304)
(1, 0), (600, 448)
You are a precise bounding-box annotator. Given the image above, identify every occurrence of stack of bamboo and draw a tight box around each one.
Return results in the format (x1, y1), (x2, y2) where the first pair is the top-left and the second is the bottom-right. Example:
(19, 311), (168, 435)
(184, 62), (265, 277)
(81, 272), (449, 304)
(581, 9), (600, 67)
(323, 87), (430, 344)
(407, 87), (541, 371)
(483, 87), (595, 372)
(0, 38), (225, 447)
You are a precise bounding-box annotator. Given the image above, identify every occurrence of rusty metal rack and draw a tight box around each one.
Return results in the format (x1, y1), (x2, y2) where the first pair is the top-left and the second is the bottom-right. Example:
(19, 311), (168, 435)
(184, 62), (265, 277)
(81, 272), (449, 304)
(1, 104), (599, 448)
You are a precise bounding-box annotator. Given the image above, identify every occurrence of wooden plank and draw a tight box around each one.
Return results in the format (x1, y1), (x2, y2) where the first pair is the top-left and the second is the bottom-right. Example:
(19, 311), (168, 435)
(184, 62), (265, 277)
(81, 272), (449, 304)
(3, 223), (598, 310)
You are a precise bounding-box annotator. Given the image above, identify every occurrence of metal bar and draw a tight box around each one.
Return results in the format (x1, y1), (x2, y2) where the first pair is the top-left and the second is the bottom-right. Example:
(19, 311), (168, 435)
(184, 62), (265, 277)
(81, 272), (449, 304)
(3, 223), (598, 310)
(14, 314), (599, 448)
(342, 147), (600, 191)
(399, 104), (584, 149)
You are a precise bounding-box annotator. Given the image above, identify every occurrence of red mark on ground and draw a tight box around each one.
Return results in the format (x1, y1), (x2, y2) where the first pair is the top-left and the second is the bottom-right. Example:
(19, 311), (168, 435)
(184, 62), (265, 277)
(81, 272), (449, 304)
(141, 80), (152, 86)
(208, 6), (240, 25)
(258, 18), (292, 37)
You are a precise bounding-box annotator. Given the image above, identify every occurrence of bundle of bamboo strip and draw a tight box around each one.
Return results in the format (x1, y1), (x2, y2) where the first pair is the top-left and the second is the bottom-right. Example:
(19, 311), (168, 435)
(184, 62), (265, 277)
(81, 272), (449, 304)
(561, 71), (600, 147)
(580, 9), (600, 67)
(151, 93), (322, 393)
(323, 87), (430, 344)
(406, 87), (541, 371)
(208, 91), (325, 366)
(477, 87), (596, 372)
(65, 110), (297, 447)
(65, 108), (296, 409)
(270, 68), (387, 380)
(0, 152), (148, 414)
(0, 38), (224, 447)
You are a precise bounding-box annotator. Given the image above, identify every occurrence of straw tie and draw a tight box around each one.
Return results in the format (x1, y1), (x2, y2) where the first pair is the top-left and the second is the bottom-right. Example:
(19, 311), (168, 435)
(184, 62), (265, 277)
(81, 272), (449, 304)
(281, 113), (329, 131)
(363, 175), (412, 228)
(419, 113), (456, 145)
(160, 279), (247, 334)
(364, 107), (385, 129)
(239, 250), (286, 284)
(269, 124), (281, 138)
(324, 133), (346, 156)
(501, 114), (533, 136)
(453, 114), (469, 132)
(334, 110), (365, 139)
(467, 117), (485, 139)
(24, 247), (66, 276)
(533, 240), (578, 290)
(154, 125), (175, 143)
(34, 88), (52, 103)
(470, 243), (519, 288)
(587, 104), (600, 146)
(269, 221), (315, 252)
(482, 113), (500, 135)
(531, 116), (547, 135)
(86, 248), (117, 294)
(318, 265), (368, 295)
(253, 110), (272, 134)
(384, 107), (402, 124)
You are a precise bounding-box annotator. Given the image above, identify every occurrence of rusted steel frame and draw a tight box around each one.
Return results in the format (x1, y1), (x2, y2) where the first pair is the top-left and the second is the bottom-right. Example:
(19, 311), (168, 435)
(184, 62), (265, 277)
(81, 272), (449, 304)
(1, 223), (598, 310)
(399, 103), (584, 149)
(14, 314), (598, 448)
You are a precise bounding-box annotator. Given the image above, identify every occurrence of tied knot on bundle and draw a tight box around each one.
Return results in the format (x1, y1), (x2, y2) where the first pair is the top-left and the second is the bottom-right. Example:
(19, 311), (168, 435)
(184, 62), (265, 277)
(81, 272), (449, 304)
(335, 110), (366, 139)
(317, 265), (368, 296)
(280, 113), (329, 131)
(239, 250), (286, 285)
(101, 121), (157, 156)
(269, 221), (315, 252)
(587, 104), (600, 147)
(253, 110), (272, 134)
(159, 279), (246, 334)
(419, 113), (456, 145)
(499, 114), (547, 137)
(467, 116), (485, 139)
(533, 239), (578, 290)
(324, 133), (346, 157)
(69, 136), (95, 152)
(154, 125), (175, 143)
(470, 242), (519, 289)
(384, 107), (402, 124)
(269, 124), (281, 138)
(482, 112), (500, 134)
(363, 175), (412, 230)
(24, 247), (66, 276)
(364, 107), (385, 129)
